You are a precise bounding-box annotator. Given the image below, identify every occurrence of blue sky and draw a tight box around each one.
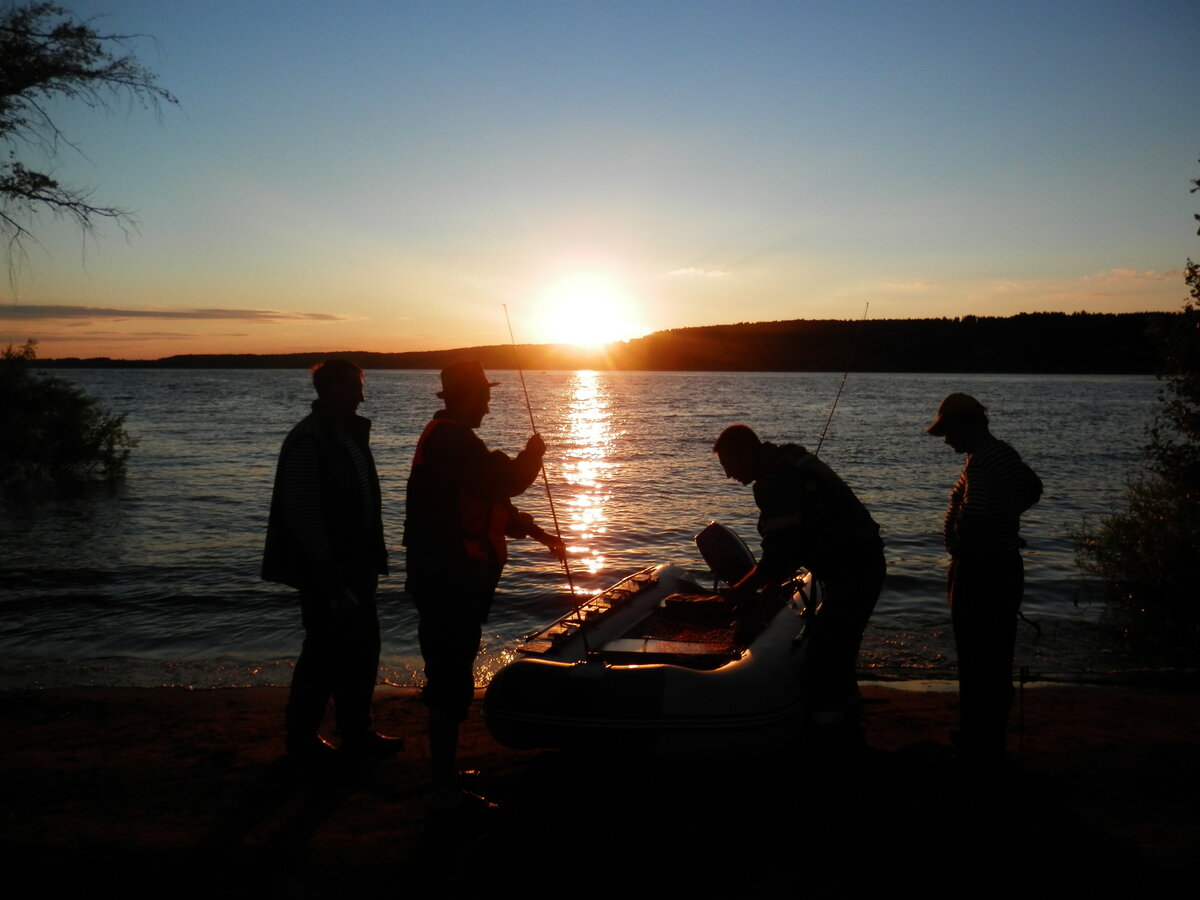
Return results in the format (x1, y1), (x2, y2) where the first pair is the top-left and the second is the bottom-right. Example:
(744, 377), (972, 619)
(2, 0), (1197, 358)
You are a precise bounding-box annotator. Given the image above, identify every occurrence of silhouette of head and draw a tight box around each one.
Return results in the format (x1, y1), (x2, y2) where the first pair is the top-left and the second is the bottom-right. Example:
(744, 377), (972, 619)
(311, 359), (364, 420)
(438, 360), (498, 428)
(925, 393), (987, 435)
(714, 424), (762, 485)
(926, 393), (989, 452)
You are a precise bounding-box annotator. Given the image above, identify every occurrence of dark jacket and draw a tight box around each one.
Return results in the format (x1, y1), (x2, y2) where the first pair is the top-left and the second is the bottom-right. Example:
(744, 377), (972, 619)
(752, 442), (882, 582)
(262, 401), (387, 592)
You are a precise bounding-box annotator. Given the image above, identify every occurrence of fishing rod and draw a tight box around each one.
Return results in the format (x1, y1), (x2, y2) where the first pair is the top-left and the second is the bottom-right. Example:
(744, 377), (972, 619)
(502, 304), (577, 599)
(814, 301), (869, 457)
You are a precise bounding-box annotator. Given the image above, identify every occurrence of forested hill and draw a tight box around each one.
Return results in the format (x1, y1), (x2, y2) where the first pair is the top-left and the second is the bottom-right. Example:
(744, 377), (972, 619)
(42, 311), (1174, 373)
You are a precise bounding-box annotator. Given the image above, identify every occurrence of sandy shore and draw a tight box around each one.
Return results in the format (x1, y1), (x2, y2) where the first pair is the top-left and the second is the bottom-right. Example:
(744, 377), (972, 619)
(2, 683), (1196, 897)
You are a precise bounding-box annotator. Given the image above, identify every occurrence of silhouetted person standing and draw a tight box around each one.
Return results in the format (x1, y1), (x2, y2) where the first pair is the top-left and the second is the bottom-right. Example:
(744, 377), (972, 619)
(405, 360), (564, 809)
(926, 393), (1041, 779)
(263, 360), (399, 760)
(713, 424), (885, 733)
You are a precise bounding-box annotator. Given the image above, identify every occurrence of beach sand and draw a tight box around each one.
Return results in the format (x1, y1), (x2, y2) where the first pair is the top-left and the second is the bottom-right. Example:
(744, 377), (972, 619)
(2, 683), (1196, 897)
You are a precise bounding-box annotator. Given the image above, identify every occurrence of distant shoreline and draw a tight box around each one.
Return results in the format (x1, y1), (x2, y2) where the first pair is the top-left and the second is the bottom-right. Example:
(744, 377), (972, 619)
(35, 311), (1174, 374)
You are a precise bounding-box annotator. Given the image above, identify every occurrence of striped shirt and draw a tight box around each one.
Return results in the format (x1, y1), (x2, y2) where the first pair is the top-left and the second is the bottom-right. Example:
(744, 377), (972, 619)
(944, 437), (1042, 557)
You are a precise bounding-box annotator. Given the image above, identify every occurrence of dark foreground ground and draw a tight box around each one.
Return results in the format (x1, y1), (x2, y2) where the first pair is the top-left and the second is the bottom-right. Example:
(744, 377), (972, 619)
(1, 684), (1196, 898)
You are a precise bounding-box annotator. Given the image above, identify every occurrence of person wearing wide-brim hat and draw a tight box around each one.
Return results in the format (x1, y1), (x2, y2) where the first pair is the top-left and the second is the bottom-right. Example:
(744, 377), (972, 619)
(435, 359), (500, 400)
(926, 392), (1042, 783)
(405, 360), (565, 810)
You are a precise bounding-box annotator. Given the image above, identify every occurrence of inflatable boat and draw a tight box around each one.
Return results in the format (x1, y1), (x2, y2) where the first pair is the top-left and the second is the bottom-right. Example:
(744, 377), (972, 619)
(482, 523), (820, 757)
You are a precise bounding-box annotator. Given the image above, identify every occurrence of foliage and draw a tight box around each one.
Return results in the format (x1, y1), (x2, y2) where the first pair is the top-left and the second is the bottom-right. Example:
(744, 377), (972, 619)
(1, 337), (136, 489)
(1145, 265), (1200, 493)
(0, 2), (177, 274)
(1076, 166), (1200, 632)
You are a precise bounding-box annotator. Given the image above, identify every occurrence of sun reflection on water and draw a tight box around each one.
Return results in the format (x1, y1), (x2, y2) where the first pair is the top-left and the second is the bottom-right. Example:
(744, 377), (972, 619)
(560, 371), (616, 580)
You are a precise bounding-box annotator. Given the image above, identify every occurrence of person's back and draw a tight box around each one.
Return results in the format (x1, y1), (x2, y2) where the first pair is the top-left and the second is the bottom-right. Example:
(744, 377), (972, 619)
(753, 441), (881, 579)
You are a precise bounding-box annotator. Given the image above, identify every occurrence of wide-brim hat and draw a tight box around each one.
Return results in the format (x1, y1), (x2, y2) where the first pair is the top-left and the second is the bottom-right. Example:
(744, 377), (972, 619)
(437, 360), (500, 398)
(925, 392), (985, 435)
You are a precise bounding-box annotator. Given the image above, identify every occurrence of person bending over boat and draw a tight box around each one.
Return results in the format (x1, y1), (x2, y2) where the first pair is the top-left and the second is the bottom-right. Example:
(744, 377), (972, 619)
(713, 424), (885, 730)
(925, 393), (1041, 782)
(405, 360), (565, 809)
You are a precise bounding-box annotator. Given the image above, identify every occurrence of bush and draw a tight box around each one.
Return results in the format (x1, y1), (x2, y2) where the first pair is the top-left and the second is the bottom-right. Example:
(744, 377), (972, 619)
(1077, 162), (1200, 638)
(1076, 294), (1200, 632)
(0, 338), (137, 490)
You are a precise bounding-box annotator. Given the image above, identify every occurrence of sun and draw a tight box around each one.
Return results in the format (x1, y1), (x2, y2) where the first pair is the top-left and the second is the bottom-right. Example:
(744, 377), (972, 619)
(537, 272), (643, 348)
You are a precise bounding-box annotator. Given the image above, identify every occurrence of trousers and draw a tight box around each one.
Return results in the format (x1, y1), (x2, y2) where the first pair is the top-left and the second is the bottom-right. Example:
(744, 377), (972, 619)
(414, 590), (491, 722)
(948, 552), (1023, 760)
(801, 548), (886, 712)
(285, 576), (380, 745)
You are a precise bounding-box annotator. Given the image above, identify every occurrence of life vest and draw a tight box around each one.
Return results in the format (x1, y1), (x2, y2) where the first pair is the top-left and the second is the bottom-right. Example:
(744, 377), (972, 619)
(412, 418), (509, 567)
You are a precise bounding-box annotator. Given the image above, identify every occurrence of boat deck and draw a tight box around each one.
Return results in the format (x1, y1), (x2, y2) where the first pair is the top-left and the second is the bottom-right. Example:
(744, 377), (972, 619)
(519, 585), (790, 669)
(600, 591), (744, 667)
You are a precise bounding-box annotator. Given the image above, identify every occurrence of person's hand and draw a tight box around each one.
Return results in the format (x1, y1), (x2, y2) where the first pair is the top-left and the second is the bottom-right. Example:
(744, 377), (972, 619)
(525, 433), (546, 459)
(530, 524), (567, 560)
(721, 580), (758, 611)
(544, 534), (567, 561)
(719, 585), (743, 604)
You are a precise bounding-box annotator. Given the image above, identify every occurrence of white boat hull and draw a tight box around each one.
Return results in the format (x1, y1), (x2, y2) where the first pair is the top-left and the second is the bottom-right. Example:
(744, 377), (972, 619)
(483, 563), (818, 757)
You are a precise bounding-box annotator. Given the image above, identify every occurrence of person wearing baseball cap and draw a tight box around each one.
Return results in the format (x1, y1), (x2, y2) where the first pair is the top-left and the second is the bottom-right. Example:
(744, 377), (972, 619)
(927, 392), (1042, 784)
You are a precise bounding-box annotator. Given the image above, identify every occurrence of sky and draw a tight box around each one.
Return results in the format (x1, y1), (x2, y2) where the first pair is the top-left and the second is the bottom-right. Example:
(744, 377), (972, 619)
(1, 0), (1198, 360)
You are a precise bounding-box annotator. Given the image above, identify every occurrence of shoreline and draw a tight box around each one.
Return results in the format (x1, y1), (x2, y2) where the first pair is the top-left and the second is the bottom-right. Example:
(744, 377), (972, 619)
(31, 310), (1172, 375)
(8, 664), (1197, 693)
(3, 683), (1196, 895)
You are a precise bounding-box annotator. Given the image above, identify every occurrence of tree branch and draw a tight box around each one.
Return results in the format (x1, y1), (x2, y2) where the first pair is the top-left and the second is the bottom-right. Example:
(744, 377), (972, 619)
(0, 3), (176, 279)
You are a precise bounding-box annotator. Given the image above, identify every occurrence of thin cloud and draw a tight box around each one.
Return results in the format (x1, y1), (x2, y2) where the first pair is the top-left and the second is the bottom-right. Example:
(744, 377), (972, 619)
(1082, 268), (1174, 285)
(881, 281), (940, 292)
(667, 267), (728, 278)
(7, 330), (253, 343)
(0, 305), (344, 321)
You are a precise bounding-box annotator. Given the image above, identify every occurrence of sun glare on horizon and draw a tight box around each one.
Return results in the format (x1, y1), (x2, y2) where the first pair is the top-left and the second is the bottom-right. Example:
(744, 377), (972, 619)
(535, 272), (644, 348)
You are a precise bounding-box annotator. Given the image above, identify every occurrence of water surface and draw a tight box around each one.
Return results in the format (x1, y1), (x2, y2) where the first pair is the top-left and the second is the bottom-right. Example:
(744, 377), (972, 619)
(0, 369), (1162, 688)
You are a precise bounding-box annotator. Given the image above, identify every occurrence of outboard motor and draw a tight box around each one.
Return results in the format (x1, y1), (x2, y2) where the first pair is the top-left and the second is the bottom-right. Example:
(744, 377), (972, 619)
(694, 522), (757, 587)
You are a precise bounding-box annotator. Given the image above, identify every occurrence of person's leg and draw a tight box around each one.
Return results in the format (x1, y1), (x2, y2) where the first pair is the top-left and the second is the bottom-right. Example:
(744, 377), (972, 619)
(330, 577), (381, 740)
(950, 554), (1022, 766)
(417, 595), (483, 806)
(285, 590), (335, 753)
(806, 550), (886, 712)
(974, 555), (1022, 757)
(428, 710), (463, 797)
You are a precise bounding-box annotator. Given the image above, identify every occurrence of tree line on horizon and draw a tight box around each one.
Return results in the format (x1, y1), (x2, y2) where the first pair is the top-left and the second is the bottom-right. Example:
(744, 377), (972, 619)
(38, 311), (1176, 374)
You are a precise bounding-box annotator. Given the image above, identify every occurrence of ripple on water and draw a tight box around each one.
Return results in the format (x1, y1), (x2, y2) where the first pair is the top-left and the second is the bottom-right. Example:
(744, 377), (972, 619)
(2, 368), (1170, 687)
